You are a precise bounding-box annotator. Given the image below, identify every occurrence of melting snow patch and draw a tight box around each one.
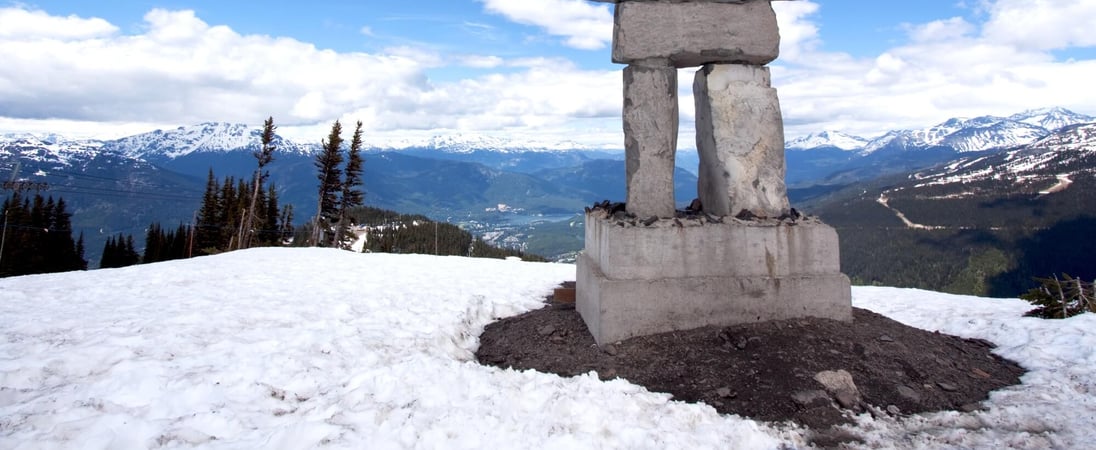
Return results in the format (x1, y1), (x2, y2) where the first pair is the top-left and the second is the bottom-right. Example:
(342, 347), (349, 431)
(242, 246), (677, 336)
(1, 250), (1095, 448)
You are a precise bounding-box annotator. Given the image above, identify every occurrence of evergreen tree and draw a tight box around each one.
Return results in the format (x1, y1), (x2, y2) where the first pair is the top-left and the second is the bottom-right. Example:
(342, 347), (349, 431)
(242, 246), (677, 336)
(74, 232), (87, 271)
(240, 117), (277, 250)
(1022, 274), (1096, 319)
(195, 170), (221, 254)
(123, 235), (139, 266)
(218, 177), (239, 250)
(258, 184), (284, 246)
(55, 197), (84, 271)
(313, 120), (344, 246)
(0, 192), (24, 276)
(1, 192), (86, 277)
(100, 235), (116, 268)
(193, 166), (289, 254)
(100, 233), (140, 269)
(336, 121), (366, 248)
(353, 206), (546, 261)
(171, 224), (190, 259)
(140, 222), (193, 264)
(143, 222), (164, 264)
(279, 203), (295, 245)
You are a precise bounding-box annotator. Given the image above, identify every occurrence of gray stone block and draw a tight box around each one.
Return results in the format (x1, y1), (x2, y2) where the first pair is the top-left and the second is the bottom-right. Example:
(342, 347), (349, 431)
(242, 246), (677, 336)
(612, 1), (779, 67)
(694, 63), (789, 217)
(623, 64), (678, 218)
(585, 212), (841, 280)
(577, 212), (852, 346)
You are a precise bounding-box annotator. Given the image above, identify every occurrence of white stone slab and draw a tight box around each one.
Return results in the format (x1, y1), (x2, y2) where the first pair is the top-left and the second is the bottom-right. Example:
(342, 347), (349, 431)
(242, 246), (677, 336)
(694, 63), (790, 217)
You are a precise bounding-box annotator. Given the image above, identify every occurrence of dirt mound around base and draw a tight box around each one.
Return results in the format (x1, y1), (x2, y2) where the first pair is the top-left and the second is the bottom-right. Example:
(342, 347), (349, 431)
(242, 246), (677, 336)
(476, 300), (1025, 444)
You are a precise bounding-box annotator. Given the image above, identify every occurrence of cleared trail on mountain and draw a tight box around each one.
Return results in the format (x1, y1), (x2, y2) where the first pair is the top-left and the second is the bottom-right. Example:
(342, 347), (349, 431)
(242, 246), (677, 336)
(1039, 174), (1073, 195)
(876, 193), (945, 230)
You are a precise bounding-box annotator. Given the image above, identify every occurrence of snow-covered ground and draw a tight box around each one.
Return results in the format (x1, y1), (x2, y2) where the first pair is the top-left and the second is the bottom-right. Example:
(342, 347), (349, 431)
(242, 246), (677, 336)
(1, 249), (1094, 449)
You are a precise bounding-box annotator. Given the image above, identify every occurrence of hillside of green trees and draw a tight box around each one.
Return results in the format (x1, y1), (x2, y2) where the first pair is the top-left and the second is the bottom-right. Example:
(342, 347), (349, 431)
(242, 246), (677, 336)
(807, 174), (1096, 297)
(1, 118), (543, 278)
(346, 206), (545, 261)
(0, 192), (87, 277)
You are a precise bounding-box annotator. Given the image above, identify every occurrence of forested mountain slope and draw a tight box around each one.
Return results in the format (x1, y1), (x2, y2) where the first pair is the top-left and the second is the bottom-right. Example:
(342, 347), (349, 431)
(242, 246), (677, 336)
(806, 124), (1096, 296)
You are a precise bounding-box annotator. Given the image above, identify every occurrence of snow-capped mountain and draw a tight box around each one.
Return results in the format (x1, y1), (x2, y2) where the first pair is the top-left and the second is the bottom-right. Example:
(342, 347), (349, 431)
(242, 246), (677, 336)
(373, 133), (602, 153)
(94, 124), (601, 161)
(99, 122), (314, 161)
(793, 107), (1094, 155)
(937, 118), (1049, 153)
(1030, 122), (1096, 152)
(784, 107), (1095, 188)
(0, 132), (74, 145)
(1010, 107), (1094, 132)
(785, 131), (868, 151)
(0, 135), (104, 168)
(804, 121), (1096, 301)
(861, 115), (1052, 154)
(911, 122), (1096, 189)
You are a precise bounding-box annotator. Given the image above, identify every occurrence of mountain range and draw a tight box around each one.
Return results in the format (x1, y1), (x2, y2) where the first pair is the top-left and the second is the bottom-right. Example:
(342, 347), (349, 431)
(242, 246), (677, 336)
(805, 120), (1096, 297)
(2, 106), (1094, 268)
(787, 107), (1091, 154)
(784, 107), (1093, 187)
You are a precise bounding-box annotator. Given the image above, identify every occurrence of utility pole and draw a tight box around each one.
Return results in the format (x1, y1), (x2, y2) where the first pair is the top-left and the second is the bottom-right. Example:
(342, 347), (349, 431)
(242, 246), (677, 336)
(0, 162), (22, 271)
(187, 210), (197, 258)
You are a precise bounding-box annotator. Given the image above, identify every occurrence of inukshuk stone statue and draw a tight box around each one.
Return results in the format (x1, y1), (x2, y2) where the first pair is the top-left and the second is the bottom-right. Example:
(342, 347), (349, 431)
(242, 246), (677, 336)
(578, 0), (852, 346)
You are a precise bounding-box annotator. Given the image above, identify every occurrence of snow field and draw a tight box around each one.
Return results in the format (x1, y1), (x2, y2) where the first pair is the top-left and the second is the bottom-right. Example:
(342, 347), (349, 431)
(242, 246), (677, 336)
(0, 249), (794, 449)
(2, 249), (1096, 448)
(850, 287), (1096, 448)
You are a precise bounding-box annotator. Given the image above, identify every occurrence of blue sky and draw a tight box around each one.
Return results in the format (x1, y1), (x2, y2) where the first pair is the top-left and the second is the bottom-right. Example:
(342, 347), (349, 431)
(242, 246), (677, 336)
(2, 0), (1095, 147)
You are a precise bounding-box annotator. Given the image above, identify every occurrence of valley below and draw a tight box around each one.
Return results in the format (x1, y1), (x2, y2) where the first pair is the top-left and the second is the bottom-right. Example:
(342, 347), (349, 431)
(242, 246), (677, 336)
(3, 108), (1096, 296)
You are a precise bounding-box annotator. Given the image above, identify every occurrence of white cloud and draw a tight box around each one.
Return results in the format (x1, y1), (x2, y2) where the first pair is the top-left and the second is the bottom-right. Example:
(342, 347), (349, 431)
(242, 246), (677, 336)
(904, 17), (976, 44)
(2, 1), (1095, 148)
(459, 55), (505, 69)
(344, 59), (620, 133)
(478, 0), (613, 50)
(772, 0), (821, 63)
(0, 7), (117, 40)
(980, 0), (1096, 51)
(0, 117), (175, 140)
(0, 7), (424, 127)
(770, 0), (1096, 140)
(0, 6), (624, 147)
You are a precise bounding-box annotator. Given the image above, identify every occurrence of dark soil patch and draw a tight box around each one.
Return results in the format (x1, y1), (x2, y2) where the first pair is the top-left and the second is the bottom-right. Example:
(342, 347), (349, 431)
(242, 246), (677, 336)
(475, 292), (1026, 445)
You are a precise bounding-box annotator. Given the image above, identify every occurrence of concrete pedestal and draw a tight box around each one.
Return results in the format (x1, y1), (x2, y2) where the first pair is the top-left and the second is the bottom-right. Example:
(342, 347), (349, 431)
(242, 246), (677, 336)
(577, 211), (852, 346)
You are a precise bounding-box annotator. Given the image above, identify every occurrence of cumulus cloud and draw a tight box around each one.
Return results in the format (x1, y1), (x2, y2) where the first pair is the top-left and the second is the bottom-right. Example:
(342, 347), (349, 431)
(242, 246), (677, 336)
(478, 0), (613, 50)
(771, 0), (1096, 139)
(772, 0), (821, 63)
(342, 57), (619, 132)
(0, 7), (117, 40)
(459, 55), (505, 69)
(2, 1), (1095, 148)
(0, 6), (621, 146)
(980, 0), (1096, 51)
(0, 7), (418, 126)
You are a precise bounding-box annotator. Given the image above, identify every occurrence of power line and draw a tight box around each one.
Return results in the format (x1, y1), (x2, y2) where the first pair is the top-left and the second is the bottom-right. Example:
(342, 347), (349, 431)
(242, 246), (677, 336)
(0, 162), (21, 269)
(48, 187), (199, 202)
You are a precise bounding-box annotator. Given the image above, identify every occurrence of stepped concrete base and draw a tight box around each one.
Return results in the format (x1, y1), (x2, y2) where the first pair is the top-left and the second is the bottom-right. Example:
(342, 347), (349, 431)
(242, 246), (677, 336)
(577, 211), (852, 346)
